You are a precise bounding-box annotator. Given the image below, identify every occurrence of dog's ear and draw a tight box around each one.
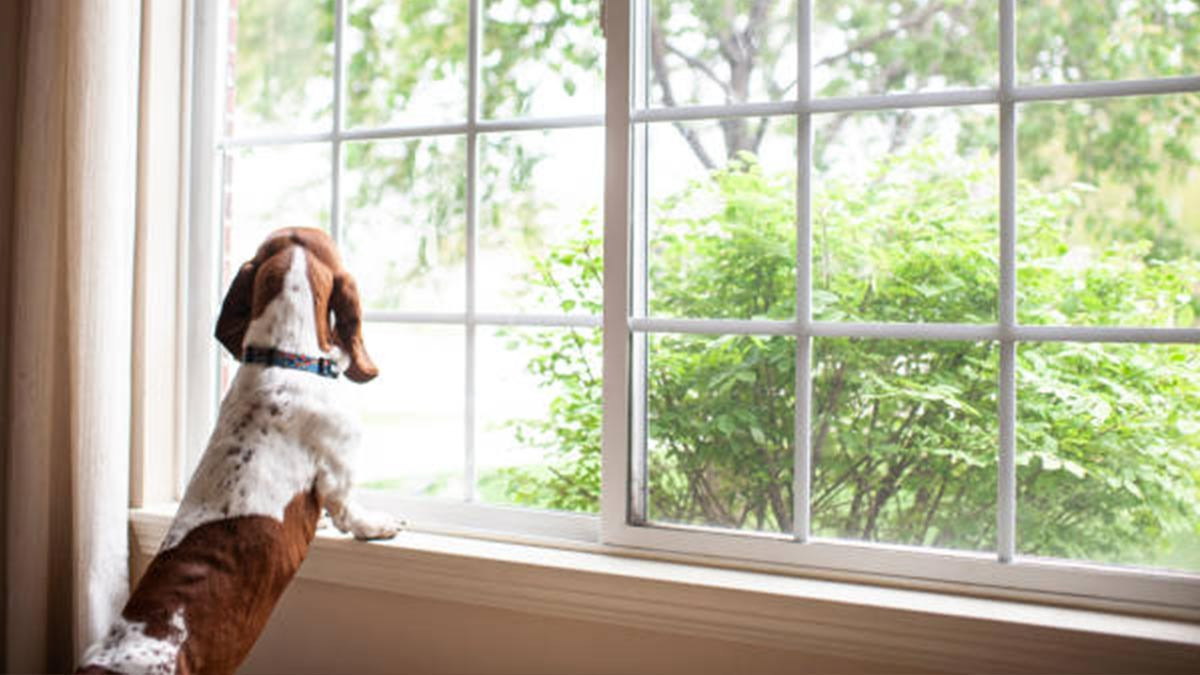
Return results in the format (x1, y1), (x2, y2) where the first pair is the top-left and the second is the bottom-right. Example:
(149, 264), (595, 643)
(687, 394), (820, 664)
(330, 270), (378, 383)
(215, 261), (258, 360)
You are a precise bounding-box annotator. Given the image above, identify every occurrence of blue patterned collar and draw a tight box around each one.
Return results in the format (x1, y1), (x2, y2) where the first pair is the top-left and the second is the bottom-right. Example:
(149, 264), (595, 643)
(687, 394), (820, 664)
(242, 346), (340, 379)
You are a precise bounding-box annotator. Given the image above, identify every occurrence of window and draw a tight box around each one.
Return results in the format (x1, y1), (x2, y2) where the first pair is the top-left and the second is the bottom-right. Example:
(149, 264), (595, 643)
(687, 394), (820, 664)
(189, 0), (1200, 614)
(189, 0), (606, 534)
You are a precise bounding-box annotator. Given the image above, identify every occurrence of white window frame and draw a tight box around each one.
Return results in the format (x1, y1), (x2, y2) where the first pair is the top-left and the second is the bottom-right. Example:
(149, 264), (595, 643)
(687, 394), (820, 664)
(185, 0), (1200, 619)
(186, 0), (604, 540)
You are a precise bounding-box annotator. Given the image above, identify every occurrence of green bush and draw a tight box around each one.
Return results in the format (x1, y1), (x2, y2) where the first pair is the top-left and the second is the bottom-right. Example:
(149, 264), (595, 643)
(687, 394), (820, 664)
(499, 147), (1200, 568)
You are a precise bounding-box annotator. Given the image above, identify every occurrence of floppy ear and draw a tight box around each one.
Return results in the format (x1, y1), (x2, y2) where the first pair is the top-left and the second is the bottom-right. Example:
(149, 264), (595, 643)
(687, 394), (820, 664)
(215, 261), (258, 360)
(330, 271), (378, 383)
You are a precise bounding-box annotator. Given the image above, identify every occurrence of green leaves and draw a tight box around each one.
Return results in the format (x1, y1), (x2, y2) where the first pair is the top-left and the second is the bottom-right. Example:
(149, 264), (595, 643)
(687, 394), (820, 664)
(503, 144), (1200, 567)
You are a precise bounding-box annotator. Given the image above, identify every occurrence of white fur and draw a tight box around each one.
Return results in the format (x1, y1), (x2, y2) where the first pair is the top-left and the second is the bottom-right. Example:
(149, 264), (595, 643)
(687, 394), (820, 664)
(81, 249), (397, 674)
(80, 610), (188, 675)
(163, 248), (400, 550)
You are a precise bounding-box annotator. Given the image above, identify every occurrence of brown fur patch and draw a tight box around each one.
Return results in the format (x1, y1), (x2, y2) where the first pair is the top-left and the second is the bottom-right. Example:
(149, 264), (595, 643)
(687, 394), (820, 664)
(118, 489), (322, 674)
(212, 228), (378, 382)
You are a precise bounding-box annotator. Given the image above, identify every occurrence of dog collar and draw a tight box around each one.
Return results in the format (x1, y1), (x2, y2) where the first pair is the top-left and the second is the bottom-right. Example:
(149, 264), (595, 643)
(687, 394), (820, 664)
(242, 346), (340, 379)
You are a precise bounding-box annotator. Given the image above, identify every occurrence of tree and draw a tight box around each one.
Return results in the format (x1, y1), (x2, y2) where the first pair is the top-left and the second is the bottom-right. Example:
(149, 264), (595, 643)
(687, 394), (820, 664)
(232, 0), (1200, 289)
(505, 147), (1200, 564)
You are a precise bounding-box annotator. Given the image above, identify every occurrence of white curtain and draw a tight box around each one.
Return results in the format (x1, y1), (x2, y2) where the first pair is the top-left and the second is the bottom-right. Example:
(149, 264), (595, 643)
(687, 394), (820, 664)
(3, 0), (142, 671)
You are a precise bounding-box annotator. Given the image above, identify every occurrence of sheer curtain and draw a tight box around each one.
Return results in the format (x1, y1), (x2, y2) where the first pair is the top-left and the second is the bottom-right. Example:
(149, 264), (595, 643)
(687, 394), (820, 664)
(2, 0), (142, 671)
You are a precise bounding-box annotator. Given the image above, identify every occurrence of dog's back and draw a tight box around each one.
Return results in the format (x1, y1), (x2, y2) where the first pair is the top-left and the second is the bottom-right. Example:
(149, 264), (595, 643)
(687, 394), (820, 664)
(78, 229), (387, 674)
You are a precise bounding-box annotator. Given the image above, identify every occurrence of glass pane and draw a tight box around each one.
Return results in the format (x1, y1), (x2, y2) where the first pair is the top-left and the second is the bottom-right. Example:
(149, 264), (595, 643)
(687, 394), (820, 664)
(646, 334), (795, 533)
(813, 106), (998, 324)
(640, 0), (797, 109)
(231, 0), (334, 136)
(351, 323), (465, 498)
(344, 0), (469, 128)
(1017, 95), (1200, 328)
(478, 128), (604, 314)
(1019, 1), (1200, 84)
(482, 0), (604, 119)
(811, 339), (997, 551)
(814, 1), (998, 97)
(342, 137), (467, 313)
(475, 326), (601, 512)
(1018, 342), (1200, 572)
(223, 144), (331, 274)
(641, 120), (797, 320)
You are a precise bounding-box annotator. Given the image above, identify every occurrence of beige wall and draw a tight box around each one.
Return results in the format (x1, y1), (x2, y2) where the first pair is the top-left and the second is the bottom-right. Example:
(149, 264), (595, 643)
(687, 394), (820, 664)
(242, 578), (899, 675)
(131, 551), (911, 675)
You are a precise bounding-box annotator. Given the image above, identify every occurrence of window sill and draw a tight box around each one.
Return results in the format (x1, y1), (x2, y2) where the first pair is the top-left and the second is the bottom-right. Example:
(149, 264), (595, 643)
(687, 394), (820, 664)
(130, 506), (1200, 673)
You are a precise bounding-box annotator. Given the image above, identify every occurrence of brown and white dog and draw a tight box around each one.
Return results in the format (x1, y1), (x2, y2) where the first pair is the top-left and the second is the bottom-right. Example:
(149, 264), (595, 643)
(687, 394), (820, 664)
(78, 228), (402, 674)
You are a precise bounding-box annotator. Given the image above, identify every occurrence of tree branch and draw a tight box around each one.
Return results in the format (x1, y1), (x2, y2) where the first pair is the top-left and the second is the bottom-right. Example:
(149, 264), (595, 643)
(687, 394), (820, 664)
(649, 16), (718, 171)
(814, 1), (947, 70)
(776, 2), (948, 99)
(663, 42), (731, 99)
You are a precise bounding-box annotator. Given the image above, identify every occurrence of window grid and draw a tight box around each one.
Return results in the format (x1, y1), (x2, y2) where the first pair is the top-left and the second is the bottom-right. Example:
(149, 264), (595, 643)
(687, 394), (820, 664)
(200, 0), (1200, 612)
(792, 0), (814, 545)
(618, 0), (1200, 568)
(998, 0), (1017, 563)
(463, 0), (479, 502)
(218, 0), (608, 503)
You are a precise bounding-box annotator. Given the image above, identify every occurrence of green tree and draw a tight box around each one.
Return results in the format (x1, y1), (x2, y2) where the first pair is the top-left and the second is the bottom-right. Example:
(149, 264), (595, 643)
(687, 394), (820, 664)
(232, 0), (1199, 286)
(505, 149), (1200, 566)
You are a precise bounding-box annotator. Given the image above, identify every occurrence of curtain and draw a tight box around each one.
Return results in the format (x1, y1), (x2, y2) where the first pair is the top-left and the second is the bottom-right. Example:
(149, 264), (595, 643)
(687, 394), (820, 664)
(3, 0), (142, 671)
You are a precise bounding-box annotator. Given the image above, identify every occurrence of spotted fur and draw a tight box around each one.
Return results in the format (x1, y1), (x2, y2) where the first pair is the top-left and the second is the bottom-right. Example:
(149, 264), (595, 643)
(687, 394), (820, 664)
(80, 610), (188, 675)
(78, 229), (399, 674)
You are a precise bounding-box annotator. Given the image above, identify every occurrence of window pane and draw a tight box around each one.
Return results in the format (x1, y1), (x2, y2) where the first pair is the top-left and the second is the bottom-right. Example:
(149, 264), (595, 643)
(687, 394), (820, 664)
(1018, 342), (1200, 573)
(478, 128), (604, 315)
(344, 0), (468, 127)
(476, 326), (601, 512)
(482, 0), (604, 119)
(231, 0), (334, 136)
(1017, 95), (1200, 328)
(1019, 1), (1200, 84)
(341, 137), (467, 313)
(813, 106), (998, 324)
(646, 334), (795, 534)
(814, 1), (997, 97)
(639, 0), (798, 109)
(352, 323), (465, 498)
(223, 144), (331, 275)
(641, 120), (797, 320)
(811, 338), (997, 552)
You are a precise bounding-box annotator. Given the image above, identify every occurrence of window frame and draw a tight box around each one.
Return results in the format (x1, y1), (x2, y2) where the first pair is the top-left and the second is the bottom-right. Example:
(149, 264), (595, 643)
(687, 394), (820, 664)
(185, 0), (1200, 620)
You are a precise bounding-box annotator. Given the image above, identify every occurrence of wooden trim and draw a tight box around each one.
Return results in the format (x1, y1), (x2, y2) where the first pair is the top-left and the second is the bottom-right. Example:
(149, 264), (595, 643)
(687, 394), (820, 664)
(131, 0), (186, 509)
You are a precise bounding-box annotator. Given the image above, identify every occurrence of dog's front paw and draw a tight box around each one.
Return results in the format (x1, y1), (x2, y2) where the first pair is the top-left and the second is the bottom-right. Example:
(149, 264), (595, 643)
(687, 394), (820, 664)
(350, 510), (406, 541)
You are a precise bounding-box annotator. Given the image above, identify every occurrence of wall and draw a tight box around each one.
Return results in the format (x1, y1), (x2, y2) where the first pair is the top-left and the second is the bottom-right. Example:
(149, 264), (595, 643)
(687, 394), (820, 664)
(244, 578), (897, 675)
(131, 551), (910, 675)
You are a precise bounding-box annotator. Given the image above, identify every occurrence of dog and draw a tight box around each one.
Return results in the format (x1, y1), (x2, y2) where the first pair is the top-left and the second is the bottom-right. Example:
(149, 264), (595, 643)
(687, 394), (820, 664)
(77, 227), (403, 674)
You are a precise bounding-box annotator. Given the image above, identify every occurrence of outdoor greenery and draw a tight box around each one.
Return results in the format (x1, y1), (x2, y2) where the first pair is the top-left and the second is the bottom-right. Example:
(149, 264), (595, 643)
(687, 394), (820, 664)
(502, 150), (1200, 567)
(230, 0), (1200, 569)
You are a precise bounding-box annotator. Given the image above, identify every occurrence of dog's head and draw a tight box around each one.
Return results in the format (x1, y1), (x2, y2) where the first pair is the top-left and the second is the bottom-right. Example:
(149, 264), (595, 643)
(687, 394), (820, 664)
(214, 227), (379, 383)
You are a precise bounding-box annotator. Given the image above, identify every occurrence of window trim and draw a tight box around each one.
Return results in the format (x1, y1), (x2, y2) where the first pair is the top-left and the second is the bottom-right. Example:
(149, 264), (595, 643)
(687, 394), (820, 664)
(181, 0), (1200, 620)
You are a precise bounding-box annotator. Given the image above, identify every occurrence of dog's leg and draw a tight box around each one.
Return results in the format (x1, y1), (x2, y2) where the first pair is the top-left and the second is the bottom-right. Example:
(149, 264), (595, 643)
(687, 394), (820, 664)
(326, 496), (403, 541)
(312, 421), (404, 541)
